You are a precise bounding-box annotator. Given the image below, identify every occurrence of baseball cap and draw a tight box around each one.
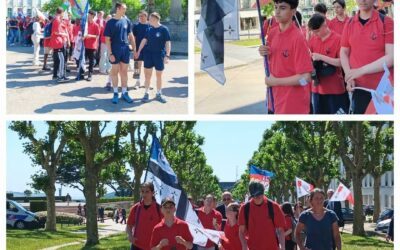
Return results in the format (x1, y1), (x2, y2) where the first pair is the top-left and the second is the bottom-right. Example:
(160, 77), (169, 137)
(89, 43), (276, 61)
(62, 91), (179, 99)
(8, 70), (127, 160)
(161, 197), (176, 206)
(249, 181), (265, 197)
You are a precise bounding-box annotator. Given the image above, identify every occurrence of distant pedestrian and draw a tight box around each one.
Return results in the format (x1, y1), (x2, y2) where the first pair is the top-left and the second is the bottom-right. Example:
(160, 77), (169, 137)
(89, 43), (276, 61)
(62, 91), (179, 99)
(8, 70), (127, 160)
(216, 191), (233, 231)
(65, 193), (72, 206)
(281, 202), (297, 250)
(114, 208), (119, 223)
(121, 208), (127, 224)
(77, 203), (82, 216)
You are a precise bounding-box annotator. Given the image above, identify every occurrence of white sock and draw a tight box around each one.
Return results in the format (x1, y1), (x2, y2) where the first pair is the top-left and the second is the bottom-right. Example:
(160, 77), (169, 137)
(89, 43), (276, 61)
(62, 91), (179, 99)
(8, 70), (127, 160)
(145, 88), (149, 94)
(122, 87), (127, 94)
(113, 87), (118, 93)
(157, 89), (162, 95)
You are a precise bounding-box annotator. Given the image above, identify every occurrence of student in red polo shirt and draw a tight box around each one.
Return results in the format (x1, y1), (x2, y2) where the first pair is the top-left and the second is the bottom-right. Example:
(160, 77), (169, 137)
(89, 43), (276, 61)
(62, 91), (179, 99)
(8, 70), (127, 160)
(82, 10), (100, 81)
(340, 0), (394, 114)
(330, 0), (349, 36)
(259, 0), (313, 114)
(314, 3), (332, 28)
(238, 181), (286, 250)
(50, 7), (70, 82)
(150, 197), (193, 250)
(126, 182), (163, 250)
(196, 194), (222, 250)
(220, 202), (241, 250)
(308, 14), (349, 114)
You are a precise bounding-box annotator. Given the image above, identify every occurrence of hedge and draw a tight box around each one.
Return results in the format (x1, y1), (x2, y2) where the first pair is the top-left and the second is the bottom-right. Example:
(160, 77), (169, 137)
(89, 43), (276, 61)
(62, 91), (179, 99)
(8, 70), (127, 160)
(30, 201), (47, 212)
(36, 211), (84, 225)
(98, 197), (134, 203)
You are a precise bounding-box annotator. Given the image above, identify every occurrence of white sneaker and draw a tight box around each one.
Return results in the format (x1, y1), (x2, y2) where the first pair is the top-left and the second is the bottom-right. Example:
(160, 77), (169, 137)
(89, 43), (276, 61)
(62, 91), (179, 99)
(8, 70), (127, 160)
(133, 80), (140, 90)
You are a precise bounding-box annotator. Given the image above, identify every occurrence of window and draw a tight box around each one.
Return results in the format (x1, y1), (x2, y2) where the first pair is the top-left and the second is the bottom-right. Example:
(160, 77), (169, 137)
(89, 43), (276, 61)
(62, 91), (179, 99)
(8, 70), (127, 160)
(369, 175), (372, 187)
(385, 173), (389, 186)
(391, 196), (394, 209)
(385, 195), (389, 208)
(27, 9), (31, 16)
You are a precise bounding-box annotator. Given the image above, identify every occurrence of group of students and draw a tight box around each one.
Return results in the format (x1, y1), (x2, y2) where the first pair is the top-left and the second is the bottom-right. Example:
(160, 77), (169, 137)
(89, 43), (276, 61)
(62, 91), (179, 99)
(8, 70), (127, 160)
(125, 181), (349, 250)
(20, 2), (172, 105)
(6, 15), (35, 47)
(258, 0), (393, 114)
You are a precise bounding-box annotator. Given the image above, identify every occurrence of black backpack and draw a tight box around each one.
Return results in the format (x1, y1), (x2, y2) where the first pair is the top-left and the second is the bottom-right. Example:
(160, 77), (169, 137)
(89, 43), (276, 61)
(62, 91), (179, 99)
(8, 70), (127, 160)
(244, 199), (278, 245)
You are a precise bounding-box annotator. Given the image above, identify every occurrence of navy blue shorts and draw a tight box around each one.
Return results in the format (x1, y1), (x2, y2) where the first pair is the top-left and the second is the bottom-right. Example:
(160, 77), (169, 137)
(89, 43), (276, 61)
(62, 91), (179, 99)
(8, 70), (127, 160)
(143, 52), (165, 71)
(312, 92), (350, 114)
(111, 45), (130, 64)
(351, 89), (372, 114)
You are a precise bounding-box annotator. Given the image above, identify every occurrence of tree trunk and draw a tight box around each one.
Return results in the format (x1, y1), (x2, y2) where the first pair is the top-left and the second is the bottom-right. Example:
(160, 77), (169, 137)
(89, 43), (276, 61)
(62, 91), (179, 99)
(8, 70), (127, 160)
(352, 173), (365, 236)
(44, 171), (57, 232)
(84, 167), (99, 246)
(133, 167), (143, 202)
(170, 0), (182, 21)
(148, 0), (155, 13)
(373, 175), (381, 222)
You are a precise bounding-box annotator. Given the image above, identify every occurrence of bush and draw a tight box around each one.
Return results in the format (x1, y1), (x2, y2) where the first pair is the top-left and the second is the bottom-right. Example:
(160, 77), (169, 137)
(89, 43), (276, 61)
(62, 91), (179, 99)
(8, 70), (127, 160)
(36, 211), (84, 225)
(98, 197), (134, 203)
(106, 211), (114, 218)
(30, 200), (47, 212)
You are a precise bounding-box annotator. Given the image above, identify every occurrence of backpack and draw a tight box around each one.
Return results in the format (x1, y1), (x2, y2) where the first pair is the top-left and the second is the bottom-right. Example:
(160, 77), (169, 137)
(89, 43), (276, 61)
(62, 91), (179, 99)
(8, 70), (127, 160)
(44, 22), (53, 38)
(244, 199), (278, 245)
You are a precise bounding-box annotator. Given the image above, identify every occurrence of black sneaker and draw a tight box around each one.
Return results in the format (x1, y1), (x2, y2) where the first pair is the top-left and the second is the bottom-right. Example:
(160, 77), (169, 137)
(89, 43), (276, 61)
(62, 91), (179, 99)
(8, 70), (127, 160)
(66, 69), (71, 73)
(52, 76), (57, 80)
(42, 66), (51, 71)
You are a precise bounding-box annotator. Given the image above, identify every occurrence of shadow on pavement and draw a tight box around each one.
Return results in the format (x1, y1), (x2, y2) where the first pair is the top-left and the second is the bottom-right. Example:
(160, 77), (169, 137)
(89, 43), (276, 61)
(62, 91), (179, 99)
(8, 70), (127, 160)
(168, 76), (188, 85)
(162, 86), (188, 98)
(7, 79), (57, 89)
(7, 46), (35, 55)
(220, 101), (267, 114)
(61, 86), (112, 98)
(35, 98), (139, 114)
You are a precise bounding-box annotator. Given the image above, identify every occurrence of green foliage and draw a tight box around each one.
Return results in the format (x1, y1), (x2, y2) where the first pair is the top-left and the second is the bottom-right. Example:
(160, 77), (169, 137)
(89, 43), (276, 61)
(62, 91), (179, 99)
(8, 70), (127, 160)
(30, 201), (47, 212)
(98, 197), (133, 203)
(262, 2), (274, 18)
(36, 211), (84, 225)
(42, 0), (64, 15)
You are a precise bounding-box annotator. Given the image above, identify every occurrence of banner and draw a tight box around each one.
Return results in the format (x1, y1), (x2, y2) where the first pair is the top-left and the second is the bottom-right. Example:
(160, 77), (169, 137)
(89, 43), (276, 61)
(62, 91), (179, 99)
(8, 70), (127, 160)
(330, 182), (354, 205)
(296, 177), (314, 198)
(249, 165), (275, 192)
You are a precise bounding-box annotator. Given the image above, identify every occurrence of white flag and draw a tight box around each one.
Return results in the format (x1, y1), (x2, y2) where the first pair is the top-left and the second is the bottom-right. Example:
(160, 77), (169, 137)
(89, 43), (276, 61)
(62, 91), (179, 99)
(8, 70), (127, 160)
(330, 182), (353, 204)
(223, 0), (239, 40)
(296, 177), (314, 198)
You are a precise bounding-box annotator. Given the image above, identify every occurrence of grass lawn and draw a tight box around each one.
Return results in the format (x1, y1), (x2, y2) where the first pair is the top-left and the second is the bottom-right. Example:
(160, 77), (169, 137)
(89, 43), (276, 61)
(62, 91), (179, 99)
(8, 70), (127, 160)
(342, 233), (393, 250)
(58, 233), (128, 250)
(228, 38), (261, 47)
(6, 224), (107, 250)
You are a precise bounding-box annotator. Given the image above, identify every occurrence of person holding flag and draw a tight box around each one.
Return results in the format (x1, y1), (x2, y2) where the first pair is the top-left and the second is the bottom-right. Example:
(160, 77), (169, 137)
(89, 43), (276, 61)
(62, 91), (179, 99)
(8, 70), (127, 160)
(150, 197), (194, 250)
(324, 189), (344, 228)
(340, 0), (394, 114)
(104, 2), (136, 104)
(83, 9), (100, 81)
(295, 188), (342, 250)
(238, 181), (286, 250)
(126, 182), (163, 250)
(258, 0), (313, 114)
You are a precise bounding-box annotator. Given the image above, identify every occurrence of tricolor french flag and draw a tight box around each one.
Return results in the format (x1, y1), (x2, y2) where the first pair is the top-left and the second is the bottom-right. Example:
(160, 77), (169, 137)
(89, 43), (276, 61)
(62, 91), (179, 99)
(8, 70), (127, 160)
(249, 165), (275, 192)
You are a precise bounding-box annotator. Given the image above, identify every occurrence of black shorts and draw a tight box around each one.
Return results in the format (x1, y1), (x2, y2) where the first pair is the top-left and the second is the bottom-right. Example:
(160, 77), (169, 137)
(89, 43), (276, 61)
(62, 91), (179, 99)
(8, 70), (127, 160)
(351, 89), (372, 114)
(312, 92), (350, 114)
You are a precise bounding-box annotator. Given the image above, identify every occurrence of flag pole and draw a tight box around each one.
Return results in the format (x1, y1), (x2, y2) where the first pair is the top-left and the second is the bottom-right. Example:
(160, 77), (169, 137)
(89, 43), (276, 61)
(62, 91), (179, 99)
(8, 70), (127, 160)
(143, 134), (156, 183)
(255, 0), (274, 113)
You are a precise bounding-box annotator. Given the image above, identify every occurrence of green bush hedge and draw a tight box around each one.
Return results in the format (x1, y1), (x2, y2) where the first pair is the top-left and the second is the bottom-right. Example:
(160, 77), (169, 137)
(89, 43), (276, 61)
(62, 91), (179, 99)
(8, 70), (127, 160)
(98, 197), (134, 203)
(36, 211), (84, 225)
(30, 201), (47, 212)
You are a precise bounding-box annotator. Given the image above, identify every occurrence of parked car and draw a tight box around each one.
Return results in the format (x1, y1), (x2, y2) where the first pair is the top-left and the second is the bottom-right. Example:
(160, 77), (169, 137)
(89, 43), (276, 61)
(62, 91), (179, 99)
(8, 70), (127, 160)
(363, 205), (374, 216)
(6, 200), (44, 229)
(375, 218), (391, 233)
(377, 209), (393, 223)
(341, 207), (365, 223)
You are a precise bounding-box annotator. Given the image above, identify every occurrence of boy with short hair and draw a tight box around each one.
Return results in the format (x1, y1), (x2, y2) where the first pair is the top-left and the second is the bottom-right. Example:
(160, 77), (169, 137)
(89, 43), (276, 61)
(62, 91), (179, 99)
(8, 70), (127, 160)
(259, 0), (313, 114)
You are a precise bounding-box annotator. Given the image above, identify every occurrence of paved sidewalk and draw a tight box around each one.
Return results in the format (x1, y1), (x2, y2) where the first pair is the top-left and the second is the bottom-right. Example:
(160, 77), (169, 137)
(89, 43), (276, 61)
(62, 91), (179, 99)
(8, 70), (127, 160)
(7, 46), (188, 115)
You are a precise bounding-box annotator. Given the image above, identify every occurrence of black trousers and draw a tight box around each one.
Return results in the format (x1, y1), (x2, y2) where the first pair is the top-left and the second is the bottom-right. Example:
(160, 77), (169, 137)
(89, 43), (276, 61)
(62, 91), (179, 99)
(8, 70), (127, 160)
(53, 47), (67, 78)
(85, 48), (96, 74)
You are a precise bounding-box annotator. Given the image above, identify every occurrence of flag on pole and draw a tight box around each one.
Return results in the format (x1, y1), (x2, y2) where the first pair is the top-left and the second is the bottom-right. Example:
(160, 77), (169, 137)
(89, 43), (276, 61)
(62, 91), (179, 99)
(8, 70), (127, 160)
(145, 136), (222, 247)
(223, 0), (240, 41)
(249, 165), (275, 192)
(330, 182), (354, 205)
(34, 8), (47, 20)
(197, 0), (238, 84)
(296, 177), (314, 198)
(77, 0), (89, 79)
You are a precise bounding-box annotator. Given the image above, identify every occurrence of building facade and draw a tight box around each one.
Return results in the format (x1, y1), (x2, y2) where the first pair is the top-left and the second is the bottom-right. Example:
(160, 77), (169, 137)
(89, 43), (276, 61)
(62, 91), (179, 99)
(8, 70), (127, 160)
(6, 0), (49, 18)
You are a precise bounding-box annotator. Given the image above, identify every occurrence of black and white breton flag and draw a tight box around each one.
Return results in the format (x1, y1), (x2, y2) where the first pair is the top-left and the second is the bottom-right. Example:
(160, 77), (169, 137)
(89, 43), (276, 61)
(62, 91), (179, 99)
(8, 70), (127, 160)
(197, 0), (239, 84)
(146, 136), (222, 247)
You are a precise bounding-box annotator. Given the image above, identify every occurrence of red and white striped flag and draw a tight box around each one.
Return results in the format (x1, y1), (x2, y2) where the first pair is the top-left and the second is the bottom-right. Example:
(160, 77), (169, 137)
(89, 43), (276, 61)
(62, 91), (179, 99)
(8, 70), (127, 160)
(296, 177), (314, 198)
(330, 182), (354, 205)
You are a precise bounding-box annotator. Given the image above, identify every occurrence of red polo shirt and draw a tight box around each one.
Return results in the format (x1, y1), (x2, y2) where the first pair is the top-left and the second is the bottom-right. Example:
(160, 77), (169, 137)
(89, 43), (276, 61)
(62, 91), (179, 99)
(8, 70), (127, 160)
(309, 31), (345, 95)
(100, 25), (106, 43)
(341, 10), (394, 89)
(150, 217), (193, 250)
(84, 21), (100, 49)
(127, 201), (163, 250)
(197, 207), (222, 248)
(221, 221), (241, 250)
(238, 196), (286, 250)
(330, 16), (350, 36)
(50, 16), (66, 49)
(267, 23), (313, 114)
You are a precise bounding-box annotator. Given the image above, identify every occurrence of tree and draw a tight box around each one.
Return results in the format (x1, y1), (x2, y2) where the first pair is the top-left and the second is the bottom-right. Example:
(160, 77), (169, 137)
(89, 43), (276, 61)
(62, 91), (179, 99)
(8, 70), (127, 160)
(62, 121), (122, 246)
(10, 121), (66, 232)
(24, 189), (32, 197)
(363, 122), (394, 222)
(331, 121), (383, 236)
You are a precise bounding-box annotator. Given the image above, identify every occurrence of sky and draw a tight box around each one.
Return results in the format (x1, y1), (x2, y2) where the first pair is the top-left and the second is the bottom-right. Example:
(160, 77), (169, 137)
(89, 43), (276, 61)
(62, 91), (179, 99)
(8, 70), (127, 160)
(7, 121), (271, 200)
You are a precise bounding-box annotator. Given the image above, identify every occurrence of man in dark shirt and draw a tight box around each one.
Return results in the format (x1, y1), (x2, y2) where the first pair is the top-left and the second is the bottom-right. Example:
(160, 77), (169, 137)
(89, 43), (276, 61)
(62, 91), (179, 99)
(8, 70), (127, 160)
(132, 10), (150, 89)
